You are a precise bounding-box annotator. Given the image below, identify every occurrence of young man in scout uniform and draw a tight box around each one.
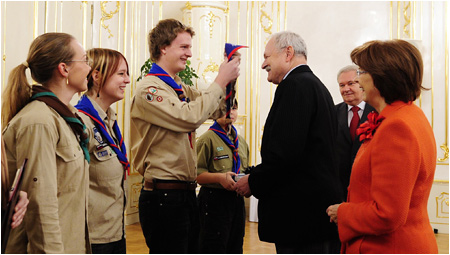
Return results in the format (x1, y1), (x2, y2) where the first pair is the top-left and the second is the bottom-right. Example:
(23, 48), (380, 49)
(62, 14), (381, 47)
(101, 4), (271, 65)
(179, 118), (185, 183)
(130, 18), (240, 253)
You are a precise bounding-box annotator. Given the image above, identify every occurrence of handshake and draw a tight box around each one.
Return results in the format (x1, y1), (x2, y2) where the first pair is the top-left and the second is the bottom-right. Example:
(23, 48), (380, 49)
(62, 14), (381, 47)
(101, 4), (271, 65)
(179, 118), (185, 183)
(232, 166), (254, 181)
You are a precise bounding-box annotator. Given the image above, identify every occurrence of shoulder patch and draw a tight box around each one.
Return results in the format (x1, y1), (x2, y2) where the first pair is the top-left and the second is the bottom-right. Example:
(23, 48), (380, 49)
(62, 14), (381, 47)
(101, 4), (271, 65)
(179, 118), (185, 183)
(156, 96), (163, 102)
(148, 86), (158, 95)
(146, 93), (154, 102)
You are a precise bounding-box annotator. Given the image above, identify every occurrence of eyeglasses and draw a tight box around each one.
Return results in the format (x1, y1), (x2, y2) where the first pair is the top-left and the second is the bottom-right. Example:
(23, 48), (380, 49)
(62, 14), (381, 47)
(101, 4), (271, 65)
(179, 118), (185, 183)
(356, 69), (368, 76)
(67, 58), (92, 66)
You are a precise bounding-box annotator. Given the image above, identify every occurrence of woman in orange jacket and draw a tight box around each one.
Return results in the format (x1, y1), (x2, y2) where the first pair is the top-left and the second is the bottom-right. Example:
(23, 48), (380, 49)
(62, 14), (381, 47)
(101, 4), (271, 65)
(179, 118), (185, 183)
(327, 40), (438, 254)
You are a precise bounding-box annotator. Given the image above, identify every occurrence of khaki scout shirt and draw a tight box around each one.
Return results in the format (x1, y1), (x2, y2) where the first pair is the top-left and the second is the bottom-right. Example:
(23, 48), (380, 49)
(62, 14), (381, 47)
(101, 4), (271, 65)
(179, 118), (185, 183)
(2, 100), (89, 254)
(196, 129), (249, 189)
(78, 96), (126, 244)
(130, 75), (225, 182)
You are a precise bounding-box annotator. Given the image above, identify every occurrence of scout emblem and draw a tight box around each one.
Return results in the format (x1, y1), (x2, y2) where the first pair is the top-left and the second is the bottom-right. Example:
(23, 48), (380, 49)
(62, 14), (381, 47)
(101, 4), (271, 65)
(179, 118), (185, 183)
(93, 127), (108, 149)
(148, 86), (158, 95)
(146, 93), (154, 102)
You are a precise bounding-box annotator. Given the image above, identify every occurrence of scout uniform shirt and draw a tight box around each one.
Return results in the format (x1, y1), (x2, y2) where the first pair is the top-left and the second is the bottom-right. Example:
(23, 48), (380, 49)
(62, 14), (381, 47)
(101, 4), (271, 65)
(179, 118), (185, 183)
(196, 129), (249, 189)
(2, 100), (89, 254)
(130, 75), (225, 182)
(78, 96), (126, 244)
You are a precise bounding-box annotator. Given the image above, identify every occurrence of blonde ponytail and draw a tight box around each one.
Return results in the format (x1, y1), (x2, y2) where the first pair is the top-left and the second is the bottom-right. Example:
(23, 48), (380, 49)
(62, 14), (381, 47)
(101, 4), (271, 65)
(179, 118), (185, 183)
(1, 64), (31, 127)
(1, 32), (76, 128)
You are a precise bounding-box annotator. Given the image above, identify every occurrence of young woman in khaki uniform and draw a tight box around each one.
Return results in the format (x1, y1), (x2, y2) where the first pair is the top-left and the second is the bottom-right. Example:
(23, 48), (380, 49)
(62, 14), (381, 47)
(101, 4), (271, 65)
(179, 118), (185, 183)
(75, 48), (130, 253)
(1, 33), (91, 253)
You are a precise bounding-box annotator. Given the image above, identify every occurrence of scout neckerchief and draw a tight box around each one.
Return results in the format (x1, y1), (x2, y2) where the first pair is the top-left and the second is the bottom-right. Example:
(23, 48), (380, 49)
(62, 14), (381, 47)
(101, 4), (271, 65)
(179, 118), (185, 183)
(224, 43), (247, 120)
(30, 85), (90, 163)
(146, 63), (193, 148)
(209, 121), (241, 174)
(75, 95), (130, 178)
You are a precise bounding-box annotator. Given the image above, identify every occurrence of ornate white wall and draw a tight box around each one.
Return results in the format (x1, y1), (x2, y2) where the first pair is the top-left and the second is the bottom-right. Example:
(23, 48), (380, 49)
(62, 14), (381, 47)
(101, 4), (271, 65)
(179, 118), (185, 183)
(1, 1), (448, 232)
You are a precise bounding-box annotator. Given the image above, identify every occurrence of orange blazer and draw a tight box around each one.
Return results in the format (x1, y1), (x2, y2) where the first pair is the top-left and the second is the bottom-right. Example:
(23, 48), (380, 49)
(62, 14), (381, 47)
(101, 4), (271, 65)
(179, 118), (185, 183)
(338, 101), (438, 254)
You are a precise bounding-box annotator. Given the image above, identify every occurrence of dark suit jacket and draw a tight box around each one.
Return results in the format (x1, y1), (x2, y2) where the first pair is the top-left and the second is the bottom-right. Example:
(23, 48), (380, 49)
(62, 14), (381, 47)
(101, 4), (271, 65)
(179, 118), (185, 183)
(248, 65), (343, 244)
(335, 102), (375, 199)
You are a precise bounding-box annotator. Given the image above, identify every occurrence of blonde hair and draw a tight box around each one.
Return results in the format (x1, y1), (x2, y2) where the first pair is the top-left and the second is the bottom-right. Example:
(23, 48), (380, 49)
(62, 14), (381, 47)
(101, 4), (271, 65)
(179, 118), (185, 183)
(1, 33), (75, 127)
(86, 48), (129, 96)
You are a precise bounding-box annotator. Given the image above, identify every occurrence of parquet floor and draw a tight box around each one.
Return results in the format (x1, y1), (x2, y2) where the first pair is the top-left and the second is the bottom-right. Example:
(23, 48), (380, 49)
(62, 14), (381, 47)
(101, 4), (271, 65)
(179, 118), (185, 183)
(125, 220), (448, 254)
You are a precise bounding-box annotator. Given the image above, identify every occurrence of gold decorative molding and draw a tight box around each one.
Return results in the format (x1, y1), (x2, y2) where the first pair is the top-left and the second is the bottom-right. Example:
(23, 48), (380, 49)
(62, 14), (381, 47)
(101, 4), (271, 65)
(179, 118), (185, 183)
(260, 2), (273, 34)
(441, 1), (449, 163)
(402, 1), (411, 38)
(438, 144), (449, 162)
(100, 1), (120, 38)
(201, 60), (219, 82)
(205, 11), (218, 39)
(130, 182), (142, 209)
(185, 1), (192, 11)
(436, 192), (449, 218)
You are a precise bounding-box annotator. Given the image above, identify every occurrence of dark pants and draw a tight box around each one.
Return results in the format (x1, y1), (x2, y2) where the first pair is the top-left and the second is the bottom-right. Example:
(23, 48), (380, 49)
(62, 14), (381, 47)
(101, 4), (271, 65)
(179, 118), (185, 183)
(198, 187), (245, 254)
(139, 188), (199, 254)
(91, 237), (126, 254)
(275, 238), (341, 254)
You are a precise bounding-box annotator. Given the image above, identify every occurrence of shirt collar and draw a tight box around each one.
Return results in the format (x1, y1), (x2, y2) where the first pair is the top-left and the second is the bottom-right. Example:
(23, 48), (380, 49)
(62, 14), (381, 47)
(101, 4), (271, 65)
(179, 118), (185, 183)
(347, 101), (366, 112)
(87, 95), (117, 122)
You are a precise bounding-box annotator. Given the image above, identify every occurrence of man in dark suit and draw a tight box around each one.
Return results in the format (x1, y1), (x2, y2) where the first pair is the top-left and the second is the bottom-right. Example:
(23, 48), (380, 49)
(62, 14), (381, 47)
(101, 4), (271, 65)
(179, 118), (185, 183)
(335, 65), (375, 199)
(235, 31), (343, 253)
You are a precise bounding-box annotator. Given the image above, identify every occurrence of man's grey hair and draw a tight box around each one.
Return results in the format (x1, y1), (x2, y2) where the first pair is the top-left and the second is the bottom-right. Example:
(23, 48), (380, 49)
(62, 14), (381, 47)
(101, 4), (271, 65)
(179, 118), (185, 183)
(337, 65), (358, 81)
(271, 31), (307, 59)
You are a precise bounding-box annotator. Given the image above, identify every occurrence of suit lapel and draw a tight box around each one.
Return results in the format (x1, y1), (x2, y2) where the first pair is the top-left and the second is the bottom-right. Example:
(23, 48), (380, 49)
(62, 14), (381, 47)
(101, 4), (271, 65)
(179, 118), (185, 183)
(337, 104), (352, 142)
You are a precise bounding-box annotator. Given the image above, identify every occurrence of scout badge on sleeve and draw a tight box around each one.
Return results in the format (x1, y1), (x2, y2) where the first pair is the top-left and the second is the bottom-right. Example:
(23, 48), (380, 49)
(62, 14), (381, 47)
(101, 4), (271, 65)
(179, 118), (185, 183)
(146, 63), (194, 148)
(224, 43), (248, 132)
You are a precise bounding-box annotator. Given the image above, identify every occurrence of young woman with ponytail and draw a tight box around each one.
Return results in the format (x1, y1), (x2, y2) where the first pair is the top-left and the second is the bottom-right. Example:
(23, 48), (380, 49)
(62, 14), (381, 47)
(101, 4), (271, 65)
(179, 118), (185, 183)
(1, 32), (91, 253)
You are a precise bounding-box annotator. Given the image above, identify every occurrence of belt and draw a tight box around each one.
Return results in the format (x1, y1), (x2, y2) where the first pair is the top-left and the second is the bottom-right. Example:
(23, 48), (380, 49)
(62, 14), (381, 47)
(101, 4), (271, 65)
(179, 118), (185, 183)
(144, 180), (197, 191)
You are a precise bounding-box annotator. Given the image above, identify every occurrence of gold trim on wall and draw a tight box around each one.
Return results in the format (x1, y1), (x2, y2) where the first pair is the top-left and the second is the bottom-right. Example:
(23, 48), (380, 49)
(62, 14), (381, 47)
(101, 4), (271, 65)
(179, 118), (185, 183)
(159, 1), (162, 20)
(431, 1), (434, 130)
(250, 1), (255, 165)
(402, 1), (411, 38)
(260, 2), (273, 35)
(122, 2), (127, 134)
(44, 1), (48, 33)
(100, 1), (120, 39)
(226, 1), (229, 43)
(438, 1), (449, 163)
(245, 1), (250, 142)
(436, 192), (449, 218)
(183, 4), (227, 12)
